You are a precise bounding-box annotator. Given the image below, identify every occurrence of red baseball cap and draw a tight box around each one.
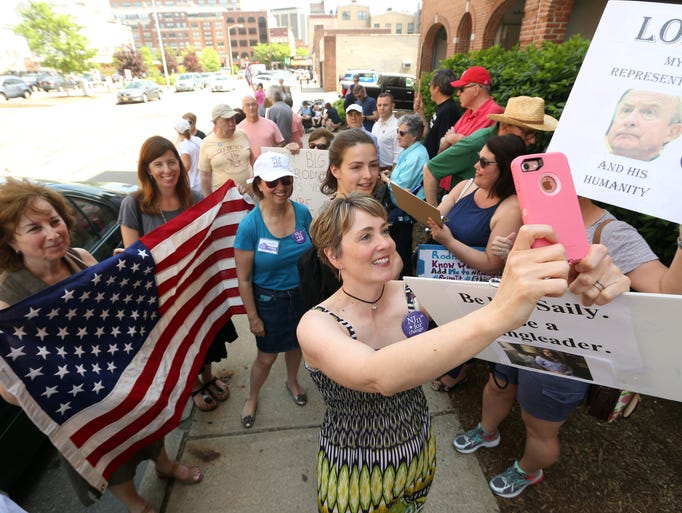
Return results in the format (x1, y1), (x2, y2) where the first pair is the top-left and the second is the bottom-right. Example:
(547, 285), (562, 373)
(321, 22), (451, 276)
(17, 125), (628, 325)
(451, 66), (491, 88)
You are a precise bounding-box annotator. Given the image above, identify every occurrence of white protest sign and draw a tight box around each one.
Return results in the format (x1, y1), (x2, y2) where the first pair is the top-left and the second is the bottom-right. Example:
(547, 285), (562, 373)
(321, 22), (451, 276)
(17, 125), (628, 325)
(547, 0), (682, 223)
(263, 147), (329, 217)
(415, 244), (498, 282)
(405, 277), (682, 402)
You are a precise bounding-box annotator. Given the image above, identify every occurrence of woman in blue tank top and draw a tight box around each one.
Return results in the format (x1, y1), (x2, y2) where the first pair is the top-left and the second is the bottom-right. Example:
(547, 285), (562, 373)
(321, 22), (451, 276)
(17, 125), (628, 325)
(426, 134), (527, 391)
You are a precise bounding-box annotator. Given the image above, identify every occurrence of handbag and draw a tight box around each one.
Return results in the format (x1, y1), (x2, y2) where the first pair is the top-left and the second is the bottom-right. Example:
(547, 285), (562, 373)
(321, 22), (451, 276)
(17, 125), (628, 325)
(584, 219), (641, 422)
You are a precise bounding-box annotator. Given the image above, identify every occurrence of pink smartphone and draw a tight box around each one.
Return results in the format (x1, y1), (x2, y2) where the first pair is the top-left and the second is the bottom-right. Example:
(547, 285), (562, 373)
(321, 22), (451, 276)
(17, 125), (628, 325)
(511, 152), (589, 264)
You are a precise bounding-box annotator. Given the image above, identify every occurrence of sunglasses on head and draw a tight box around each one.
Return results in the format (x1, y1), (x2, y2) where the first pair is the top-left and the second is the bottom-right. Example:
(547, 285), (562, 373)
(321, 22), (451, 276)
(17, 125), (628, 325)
(477, 153), (497, 168)
(264, 176), (293, 188)
(309, 142), (329, 150)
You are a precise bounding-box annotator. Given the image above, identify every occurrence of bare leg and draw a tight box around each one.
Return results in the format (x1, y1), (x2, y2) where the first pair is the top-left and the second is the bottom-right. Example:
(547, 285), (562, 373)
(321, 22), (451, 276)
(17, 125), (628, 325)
(517, 409), (564, 475)
(242, 350), (278, 417)
(109, 479), (156, 513)
(480, 374), (517, 434)
(284, 348), (304, 396)
(154, 446), (203, 483)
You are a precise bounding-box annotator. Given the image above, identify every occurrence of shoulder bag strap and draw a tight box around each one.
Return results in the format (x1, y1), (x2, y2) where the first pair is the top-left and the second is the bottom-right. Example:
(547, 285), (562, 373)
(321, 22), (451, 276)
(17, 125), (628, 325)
(592, 219), (616, 244)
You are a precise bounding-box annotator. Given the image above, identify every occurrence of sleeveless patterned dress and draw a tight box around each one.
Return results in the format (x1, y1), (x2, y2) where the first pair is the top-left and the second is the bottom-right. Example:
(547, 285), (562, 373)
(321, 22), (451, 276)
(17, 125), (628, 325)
(307, 286), (436, 513)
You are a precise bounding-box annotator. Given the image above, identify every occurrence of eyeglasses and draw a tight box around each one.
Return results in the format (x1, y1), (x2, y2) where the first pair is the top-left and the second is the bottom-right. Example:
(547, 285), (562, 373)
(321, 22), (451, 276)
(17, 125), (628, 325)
(264, 176), (293, 188)
(477, 154), (497, 168)
(396, 129), (409, 137)
(309, 142), (329, 150)
(458, 84), (478, 93)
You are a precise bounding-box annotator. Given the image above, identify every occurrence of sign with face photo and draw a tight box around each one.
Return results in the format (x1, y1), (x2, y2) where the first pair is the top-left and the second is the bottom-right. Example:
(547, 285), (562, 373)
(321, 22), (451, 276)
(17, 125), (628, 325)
(548, 0), (682, 223)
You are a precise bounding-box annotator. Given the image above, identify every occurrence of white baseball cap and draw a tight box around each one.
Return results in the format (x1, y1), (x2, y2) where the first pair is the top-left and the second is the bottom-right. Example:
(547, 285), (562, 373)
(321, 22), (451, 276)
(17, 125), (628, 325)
(247, 152), (295, 184)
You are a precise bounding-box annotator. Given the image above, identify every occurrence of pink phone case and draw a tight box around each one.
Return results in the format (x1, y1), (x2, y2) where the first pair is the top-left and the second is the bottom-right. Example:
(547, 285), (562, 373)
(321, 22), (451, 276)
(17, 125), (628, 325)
(511, 152), (589, 263)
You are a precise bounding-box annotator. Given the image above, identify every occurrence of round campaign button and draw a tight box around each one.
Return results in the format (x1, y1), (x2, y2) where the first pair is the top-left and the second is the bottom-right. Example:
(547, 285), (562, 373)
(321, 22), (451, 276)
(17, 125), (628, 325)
(291, 229), (307, 244)
(401, 311), (428, 337)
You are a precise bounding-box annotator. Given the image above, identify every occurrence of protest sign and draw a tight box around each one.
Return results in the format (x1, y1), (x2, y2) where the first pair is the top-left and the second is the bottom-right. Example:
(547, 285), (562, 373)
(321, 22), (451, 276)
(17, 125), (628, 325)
(547, 0), (682, 223)
(264, 147), (329, 217)
(415, 244), (498, 282)
(405, 277), (682, 402)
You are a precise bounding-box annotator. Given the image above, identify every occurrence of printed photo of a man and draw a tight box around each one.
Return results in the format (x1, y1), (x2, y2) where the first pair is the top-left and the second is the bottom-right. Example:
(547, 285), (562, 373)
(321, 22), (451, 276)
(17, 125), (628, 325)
(605, 89), (682, 161)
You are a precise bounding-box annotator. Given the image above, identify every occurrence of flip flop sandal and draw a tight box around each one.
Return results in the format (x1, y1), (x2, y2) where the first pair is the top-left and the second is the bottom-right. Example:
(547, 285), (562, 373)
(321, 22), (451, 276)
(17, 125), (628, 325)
(156, 461), (203, 484)
(191, 386), (217, 411)
(205, 377), (230, 402)
(430, 375), (468, 392)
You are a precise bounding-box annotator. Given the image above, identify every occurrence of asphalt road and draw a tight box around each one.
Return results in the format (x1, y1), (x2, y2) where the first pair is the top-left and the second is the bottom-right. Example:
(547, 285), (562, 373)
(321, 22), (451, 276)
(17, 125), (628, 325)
(0, 81), (337, 186)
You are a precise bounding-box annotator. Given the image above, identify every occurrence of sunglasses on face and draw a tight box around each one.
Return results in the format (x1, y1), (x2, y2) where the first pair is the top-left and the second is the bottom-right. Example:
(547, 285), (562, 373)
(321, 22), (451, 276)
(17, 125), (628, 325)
(477, 153), (497, 168)
(396, 129), (409, 137)
(309, 142), (329, 150)
(458, 84), (478, 93)
(264, 176), (293, 188)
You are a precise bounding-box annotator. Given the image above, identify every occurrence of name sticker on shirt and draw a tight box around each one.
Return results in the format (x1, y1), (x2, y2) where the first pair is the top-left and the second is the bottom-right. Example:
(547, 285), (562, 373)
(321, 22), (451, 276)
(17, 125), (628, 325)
(291, 229), (307, 244)
(257, 238), (279, 255)
(402, 311), (429, 337)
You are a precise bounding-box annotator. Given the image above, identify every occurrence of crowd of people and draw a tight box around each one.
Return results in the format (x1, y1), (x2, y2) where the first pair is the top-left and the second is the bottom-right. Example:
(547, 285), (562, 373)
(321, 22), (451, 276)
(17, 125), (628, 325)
(0, 66), (680, 513)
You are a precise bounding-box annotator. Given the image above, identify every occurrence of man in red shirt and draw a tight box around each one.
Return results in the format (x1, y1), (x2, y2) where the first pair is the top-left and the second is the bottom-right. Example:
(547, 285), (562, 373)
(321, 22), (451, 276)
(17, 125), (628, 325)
(439, 66), (503, 153)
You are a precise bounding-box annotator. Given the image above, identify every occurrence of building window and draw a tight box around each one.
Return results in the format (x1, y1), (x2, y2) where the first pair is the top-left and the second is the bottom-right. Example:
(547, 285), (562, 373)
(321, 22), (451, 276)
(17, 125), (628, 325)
(238, 40), (247, 47)
(342, 11), (350, 20)
(358, 11), (367, 21)
(227, 17), (235, 23)
(248, 16), (255, 23)
(248, 27), (256, 34)
(407, 22), (415, 34)
(396, 23), (402, 34)
(373, 23), (379, 28)
(237, 16), (245, 23)
(249, 40), (257, 46)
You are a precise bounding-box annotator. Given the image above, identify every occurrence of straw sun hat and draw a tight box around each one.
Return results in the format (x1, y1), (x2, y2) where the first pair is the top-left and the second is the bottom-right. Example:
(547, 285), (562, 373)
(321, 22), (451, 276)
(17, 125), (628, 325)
(487, 96), (559, 132)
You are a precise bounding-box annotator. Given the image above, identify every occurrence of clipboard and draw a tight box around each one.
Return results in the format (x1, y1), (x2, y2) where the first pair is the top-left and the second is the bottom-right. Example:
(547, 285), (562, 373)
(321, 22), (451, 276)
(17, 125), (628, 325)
(390, 181), (443, 227)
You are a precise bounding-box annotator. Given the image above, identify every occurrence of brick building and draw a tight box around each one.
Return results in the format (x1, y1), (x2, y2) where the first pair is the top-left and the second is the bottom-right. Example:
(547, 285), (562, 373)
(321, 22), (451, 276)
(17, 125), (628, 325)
(417, 0), (635, 76)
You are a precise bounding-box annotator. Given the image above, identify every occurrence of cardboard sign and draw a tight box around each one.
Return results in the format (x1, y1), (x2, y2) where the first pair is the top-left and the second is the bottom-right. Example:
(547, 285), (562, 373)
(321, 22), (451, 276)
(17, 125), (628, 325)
(548, 0), (682, 223)
(391, 181), (443, 227)
(405, 277), (682, 402)
(263, 147), (329, 217)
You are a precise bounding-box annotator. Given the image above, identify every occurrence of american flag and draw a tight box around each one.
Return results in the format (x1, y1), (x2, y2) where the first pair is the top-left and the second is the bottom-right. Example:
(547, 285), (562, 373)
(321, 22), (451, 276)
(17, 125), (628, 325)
(0, 181), (250, 491)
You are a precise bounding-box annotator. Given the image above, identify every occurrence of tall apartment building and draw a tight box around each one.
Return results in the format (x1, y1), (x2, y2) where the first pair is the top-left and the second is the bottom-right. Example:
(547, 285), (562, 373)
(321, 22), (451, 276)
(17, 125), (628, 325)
(109, 0), (268, 67)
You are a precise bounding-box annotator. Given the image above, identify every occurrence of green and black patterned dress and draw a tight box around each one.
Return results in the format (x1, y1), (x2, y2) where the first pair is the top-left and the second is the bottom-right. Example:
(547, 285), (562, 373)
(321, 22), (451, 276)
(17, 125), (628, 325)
(308, 288), (436, 513)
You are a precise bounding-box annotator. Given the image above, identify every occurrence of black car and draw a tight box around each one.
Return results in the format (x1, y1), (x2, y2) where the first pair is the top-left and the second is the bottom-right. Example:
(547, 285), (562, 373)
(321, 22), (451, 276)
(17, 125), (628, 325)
(365, 73), (417, 111)
(0, 180), (134, 493)
(37, 74), (78, 92)
(0, 75), (32, 101)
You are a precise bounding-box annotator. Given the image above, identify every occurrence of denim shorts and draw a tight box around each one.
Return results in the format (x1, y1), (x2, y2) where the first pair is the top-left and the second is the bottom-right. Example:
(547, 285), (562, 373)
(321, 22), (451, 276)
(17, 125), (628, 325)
(254, 285), (304, 354)
(491, 363), (589, 422)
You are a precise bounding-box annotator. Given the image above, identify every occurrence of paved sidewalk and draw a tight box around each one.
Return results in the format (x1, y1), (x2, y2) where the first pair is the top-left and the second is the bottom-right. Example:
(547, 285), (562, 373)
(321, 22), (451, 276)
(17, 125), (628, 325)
(138, 314), (499, 513)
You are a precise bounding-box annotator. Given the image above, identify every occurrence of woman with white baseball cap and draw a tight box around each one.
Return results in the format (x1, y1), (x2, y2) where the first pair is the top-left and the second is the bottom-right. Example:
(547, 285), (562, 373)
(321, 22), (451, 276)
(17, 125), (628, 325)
(234, 152), (313, 428)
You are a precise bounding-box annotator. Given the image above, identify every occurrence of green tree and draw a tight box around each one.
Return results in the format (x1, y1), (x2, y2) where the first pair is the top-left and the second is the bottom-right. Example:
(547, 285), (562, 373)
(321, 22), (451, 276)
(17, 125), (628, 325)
(112, 44), (146, 78)
(139, 46), (155, 73)
(295, 47), (310, 57)
(14, 1), (96, 75)
(200, 47), (221, 72)
(252, 43), (291, 67)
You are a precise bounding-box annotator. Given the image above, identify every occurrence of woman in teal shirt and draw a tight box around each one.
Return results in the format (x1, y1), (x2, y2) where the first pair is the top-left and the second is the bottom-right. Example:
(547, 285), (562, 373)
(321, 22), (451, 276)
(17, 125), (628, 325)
(234, 152), (313, 428)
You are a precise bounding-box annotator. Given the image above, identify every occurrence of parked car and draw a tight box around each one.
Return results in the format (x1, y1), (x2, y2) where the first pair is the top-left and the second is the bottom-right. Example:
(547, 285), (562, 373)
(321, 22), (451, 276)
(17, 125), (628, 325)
(0, 75), (32, 101)
(175, 72), (201, 92)
(365, 72), (417, 111)
(19, 71), (50, 91)
(211, 75), (237, 92)
(0, 180), (133, 493)
(116, 80), (163, 104)
(339, 69), (378, 96)
(38, 74), (78, 92)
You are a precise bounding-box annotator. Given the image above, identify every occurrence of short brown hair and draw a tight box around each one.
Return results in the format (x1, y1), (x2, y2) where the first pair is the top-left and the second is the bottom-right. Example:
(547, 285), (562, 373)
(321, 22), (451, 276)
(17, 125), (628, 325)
(309, 192), (387, 270)
(0, 178), (76, 271)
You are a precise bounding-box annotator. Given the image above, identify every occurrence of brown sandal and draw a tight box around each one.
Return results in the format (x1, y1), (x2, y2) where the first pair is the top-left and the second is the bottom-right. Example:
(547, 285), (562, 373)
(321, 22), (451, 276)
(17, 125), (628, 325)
(204, 377), (230, 402)
(156, 461), (203, 484)
(192, 386), (217, 411)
